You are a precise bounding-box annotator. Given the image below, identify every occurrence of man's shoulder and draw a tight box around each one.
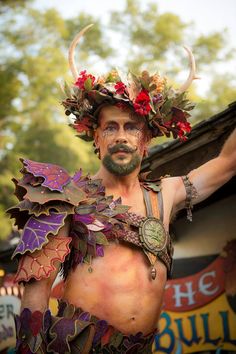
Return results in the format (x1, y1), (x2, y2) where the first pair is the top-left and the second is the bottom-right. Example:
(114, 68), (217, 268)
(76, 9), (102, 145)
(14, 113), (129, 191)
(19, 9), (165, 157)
(17, 158), (80, 192)
(7, 158), (89, 229)
(139, 171), (170, 193)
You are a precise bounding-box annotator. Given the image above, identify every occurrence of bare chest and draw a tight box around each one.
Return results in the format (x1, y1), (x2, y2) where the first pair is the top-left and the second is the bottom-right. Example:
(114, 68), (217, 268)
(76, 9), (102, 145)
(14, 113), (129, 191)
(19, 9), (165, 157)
(63, 242), (167, 334)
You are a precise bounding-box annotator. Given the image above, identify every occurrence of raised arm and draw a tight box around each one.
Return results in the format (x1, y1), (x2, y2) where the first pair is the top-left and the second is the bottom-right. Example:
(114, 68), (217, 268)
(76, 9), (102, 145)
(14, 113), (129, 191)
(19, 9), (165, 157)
(173, 128), (236, 212)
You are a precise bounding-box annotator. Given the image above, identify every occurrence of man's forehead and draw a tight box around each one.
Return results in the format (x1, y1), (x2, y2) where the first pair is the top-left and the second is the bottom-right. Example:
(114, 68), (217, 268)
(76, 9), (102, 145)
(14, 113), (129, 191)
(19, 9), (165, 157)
(99, 106), (144, 125)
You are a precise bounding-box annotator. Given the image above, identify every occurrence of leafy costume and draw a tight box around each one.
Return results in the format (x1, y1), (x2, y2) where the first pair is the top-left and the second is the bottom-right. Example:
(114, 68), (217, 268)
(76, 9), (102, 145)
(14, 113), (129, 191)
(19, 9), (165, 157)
(7, 23), (198, 354)
(8, 158), (173, 353)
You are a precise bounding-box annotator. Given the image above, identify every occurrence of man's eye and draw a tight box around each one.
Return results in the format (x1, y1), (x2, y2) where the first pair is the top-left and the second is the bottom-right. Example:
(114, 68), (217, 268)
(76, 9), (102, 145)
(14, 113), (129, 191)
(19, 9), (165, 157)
(104, 126), (116, 132)
(126, 124), (139, 132)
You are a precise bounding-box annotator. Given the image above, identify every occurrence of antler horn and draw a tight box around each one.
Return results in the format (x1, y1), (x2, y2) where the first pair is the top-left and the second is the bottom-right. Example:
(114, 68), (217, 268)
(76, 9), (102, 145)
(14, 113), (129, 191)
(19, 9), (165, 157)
(178, 46), (199, 93)
(68, 24), (94, 80)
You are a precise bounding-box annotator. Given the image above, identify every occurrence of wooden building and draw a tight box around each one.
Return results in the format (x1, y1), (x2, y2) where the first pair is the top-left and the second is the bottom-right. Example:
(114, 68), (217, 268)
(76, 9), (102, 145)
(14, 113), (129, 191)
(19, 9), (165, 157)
(142, 101), (236, 353)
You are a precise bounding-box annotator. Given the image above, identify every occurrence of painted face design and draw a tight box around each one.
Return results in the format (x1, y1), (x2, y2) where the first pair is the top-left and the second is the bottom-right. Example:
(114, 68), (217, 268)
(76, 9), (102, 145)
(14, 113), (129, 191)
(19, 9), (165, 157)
(102, 121), (143, 139)
(95, 106), (149, 176)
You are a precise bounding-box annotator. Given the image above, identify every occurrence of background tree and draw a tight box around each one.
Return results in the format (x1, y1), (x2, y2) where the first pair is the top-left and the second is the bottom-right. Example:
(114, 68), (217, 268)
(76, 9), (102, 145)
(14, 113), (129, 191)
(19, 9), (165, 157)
(0, 0), (235, 239)
(110, 0), (236, 122)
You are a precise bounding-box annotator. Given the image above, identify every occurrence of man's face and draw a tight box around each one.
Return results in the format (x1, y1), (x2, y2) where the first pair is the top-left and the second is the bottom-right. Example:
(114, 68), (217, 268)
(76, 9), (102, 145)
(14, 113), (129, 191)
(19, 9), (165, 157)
(94, 105), (150, 176)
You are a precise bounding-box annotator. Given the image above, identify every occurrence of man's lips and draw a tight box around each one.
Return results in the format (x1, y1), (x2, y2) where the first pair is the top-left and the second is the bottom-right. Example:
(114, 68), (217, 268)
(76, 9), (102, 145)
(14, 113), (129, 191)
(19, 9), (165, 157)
(114, 149), (130, 154)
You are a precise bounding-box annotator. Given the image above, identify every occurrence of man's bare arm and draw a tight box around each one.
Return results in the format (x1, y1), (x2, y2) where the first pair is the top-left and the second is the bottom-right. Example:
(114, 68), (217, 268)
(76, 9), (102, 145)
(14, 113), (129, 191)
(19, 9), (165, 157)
(173, 128), (236, 210)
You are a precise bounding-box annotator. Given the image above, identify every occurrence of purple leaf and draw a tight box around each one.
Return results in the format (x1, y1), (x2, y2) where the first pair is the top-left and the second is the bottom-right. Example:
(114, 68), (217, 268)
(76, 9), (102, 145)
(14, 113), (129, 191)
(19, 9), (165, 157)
(78, 312), (90, 321)
(93, 320), (108, 345)
(73, 214), (94, 224)
(13, 212), (67, 256)
(96, 245), (104, 257)
(72, 169), (82, 183)
(22, 159), (71, 192)
(48, 318), (82, 353)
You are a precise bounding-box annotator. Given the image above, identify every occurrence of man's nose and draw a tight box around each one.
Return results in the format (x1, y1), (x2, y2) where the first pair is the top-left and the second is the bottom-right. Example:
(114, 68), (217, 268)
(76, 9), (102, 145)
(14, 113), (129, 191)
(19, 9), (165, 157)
(115, 127), (128, 144)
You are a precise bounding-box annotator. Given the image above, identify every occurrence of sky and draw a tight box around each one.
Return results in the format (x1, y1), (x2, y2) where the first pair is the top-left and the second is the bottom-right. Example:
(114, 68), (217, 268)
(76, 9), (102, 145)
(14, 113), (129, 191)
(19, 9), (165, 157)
(34, 0), (236, 41)
(34, 0), (236, 93)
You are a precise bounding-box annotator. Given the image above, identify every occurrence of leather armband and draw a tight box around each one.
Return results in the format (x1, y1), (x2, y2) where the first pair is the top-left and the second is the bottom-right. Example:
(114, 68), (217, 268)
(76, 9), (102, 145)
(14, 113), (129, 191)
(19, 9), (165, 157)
(14, 235), (72, 283)
(181, 175), (198, 221)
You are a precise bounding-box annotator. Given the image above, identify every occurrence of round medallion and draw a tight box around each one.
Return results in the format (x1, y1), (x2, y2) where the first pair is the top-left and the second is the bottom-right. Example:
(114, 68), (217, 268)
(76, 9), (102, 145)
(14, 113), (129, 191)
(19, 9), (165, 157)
(139, 217), (167, 254)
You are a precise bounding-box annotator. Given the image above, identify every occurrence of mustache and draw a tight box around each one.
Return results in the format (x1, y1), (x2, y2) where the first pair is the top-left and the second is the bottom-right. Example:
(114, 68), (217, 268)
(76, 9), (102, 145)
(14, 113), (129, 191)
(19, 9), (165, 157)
(108, 144), (137, 154)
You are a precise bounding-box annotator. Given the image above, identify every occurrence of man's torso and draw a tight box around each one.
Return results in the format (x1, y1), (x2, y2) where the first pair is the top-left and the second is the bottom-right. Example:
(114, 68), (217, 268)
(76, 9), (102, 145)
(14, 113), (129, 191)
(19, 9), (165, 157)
(63, 180), (175, 334)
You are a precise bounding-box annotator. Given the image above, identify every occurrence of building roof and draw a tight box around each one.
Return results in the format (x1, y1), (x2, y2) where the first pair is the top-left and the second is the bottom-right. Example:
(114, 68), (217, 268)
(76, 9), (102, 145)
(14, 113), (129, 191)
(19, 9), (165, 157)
(141, 101), (236, 177)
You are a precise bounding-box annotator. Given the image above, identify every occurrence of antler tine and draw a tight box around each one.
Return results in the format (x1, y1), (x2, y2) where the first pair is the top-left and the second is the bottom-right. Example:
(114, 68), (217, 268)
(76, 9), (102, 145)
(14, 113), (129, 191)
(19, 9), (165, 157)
(68, 24), (94, 80)
(178, 46), (199, 93)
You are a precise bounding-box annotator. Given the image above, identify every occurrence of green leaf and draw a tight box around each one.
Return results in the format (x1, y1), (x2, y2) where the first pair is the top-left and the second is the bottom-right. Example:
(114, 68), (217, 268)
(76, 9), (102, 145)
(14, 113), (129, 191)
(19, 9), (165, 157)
(83, 254), (92, 265)
(161, 98), (173, 115)
(77, 134), (94, 142)
(149, 83), (157, 92)
(88, 90), (112, 104)
(75, 204), (96, 214)
(146, 183), (161, 192)
(106, 71), (120, 83)
(149, 100), (156, 114)
(140, 78), (149, 90)
(95, 232), (109, 245)
(78, 238), (87, 256)
(128, 71), (139, 85)
(84, 77), (93, 91)
(113, 205), (130, 214)
(184, 103), (195, 111)
(63, 81), (73, 98)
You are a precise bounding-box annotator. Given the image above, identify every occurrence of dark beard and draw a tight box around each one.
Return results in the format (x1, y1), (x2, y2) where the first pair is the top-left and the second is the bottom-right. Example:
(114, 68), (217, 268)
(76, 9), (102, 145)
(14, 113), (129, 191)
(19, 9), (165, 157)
(102, 144), (141, 176)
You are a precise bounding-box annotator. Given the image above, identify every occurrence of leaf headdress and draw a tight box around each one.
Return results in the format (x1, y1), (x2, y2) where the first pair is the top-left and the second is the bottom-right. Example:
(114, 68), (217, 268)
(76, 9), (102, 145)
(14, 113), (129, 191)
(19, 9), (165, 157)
(62, 24), (199, 142)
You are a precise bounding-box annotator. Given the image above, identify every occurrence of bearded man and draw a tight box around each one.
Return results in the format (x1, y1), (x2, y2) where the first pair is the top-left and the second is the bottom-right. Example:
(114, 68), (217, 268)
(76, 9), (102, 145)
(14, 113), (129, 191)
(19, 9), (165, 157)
(8, 25), (236, 353)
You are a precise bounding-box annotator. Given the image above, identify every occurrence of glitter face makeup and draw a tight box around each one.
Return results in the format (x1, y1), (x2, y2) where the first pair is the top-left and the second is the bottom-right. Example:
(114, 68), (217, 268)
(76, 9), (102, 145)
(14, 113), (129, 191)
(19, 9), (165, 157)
(94, 105), (151, 176)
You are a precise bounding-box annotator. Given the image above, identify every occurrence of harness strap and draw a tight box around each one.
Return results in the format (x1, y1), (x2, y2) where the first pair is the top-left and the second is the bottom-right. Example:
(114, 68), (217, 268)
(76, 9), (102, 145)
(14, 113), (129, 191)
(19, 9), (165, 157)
(157, 191), (164, 221)
(143, 187), (163, 221)
(142, 187), (153, 217)
(149, 190), (160, 219)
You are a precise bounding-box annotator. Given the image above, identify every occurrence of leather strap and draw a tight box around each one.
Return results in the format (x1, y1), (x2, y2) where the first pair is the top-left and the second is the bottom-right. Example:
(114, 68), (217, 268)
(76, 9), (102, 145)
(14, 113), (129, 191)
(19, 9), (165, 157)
(157, 191), (164, 221)
(149, 190), (160, 219)
(143, 187), (164, 221)
(143, 187), (160, 219)
(142, 187), (152, 217)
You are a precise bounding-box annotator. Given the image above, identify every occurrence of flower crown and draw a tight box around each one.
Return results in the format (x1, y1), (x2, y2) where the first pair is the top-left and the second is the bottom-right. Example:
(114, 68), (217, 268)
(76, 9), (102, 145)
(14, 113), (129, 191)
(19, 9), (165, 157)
(62, 24), (198, 142)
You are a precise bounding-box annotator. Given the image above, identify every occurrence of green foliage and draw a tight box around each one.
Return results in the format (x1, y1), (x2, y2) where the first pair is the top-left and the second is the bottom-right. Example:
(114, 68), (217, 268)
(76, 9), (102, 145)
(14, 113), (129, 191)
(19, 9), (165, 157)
(110, 0), (236, 123)
(194, 75), (236, 121)
(65, 15), (113, 60)
(0, 206), (12, 240)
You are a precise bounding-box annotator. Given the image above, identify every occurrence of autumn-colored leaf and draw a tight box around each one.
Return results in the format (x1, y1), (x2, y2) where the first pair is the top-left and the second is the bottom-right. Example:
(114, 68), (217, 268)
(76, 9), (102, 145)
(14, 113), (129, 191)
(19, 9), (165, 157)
(14, 236), (72, 282)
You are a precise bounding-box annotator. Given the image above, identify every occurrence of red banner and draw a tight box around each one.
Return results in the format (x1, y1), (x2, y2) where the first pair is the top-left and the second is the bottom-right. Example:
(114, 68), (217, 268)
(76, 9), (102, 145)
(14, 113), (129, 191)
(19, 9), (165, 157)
(163, 256), (225, 312)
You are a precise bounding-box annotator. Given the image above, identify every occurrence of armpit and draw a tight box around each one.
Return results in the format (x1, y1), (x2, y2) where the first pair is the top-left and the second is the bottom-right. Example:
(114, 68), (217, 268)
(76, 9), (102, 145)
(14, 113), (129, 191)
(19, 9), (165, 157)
(181, 175), (198, 221)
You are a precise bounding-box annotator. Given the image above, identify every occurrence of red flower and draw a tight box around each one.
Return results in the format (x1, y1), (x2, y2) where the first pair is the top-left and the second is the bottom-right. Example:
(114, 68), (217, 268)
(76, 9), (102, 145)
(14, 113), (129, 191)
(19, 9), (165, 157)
(133, 89), (151, 116)
(74, 70), (96, 90)
(73, 117), (92, 133)
(114, 81), (126, 95)
(177, 130), (187, 141)
(177, 121), (191, 141)
(177, 121), (191, 133)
